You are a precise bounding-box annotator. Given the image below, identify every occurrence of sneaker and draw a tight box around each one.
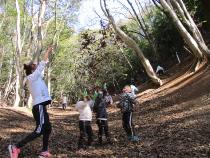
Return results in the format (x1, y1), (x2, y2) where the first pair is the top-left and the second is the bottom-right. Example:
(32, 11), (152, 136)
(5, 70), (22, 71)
(106, 137), (112, 144)
(78, 144), (87, 150)
(127, 136), (132, 140)
(8, 145), (20, 158)
(130, 136), (140, 142)
(39, 151), (52, 158)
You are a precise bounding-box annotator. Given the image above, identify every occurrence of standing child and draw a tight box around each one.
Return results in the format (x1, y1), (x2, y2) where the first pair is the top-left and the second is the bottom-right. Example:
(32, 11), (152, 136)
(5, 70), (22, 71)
(62, 94), (67, 110)
(75, 96), (93, 149)
(8, 46), (54, 158)
(93, 90), (111, 145)
(104, 91), (113, 106)
(130, 79), (139, 97)
(118, 85), (140, 142)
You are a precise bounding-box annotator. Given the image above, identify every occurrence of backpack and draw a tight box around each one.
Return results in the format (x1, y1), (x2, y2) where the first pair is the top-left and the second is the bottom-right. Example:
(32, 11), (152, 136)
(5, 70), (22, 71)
(119, 94), (133, 113)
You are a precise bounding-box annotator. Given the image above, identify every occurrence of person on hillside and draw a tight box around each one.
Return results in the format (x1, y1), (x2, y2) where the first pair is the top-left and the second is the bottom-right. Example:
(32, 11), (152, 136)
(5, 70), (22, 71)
(8, 46), (54, 158)
(62, 94), (67, 110)
(156, 65), (165, 76)
(75, 96), (93, 149)
(130, 79), (139, 97)
(93, 90), (111, 145)
(117, 85), (140, 142)
(104, 91), (113, 106)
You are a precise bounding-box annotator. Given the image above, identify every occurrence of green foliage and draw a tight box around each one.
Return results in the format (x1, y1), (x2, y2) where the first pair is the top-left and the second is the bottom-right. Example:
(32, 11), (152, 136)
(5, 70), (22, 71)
(0, 0), (207, 104)
(184, 0), (208, 30)
(51, 29), (132, 101)
(150, 9), (184, 64)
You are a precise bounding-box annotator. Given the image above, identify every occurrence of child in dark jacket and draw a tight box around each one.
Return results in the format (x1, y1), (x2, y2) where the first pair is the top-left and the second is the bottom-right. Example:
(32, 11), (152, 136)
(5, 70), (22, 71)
(118, 85), (140, 142)
(93, 90), (111, 145)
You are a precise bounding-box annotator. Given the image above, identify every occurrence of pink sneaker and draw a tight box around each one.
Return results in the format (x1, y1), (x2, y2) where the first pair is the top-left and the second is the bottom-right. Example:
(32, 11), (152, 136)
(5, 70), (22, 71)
(39, 151), (52, 158)
(8, 145), (20, 158)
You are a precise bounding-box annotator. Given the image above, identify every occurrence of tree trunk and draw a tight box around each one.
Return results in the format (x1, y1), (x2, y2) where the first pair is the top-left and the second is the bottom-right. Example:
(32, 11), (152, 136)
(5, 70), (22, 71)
(101, 0), (162, 86)
(4, 58), (14, 99)
(0, 47), (5, 76)
(26, 0), (35, 57)
(0, 0), (6, 29)
(33, 0), (47, 62)
(134, 0), (160, 60)
(174, 0), (210, 57)
(119, 46), (133, 70)
(159, 0), (204, 60)
(14, 72), (21, 107)
(14, 0), (23, 107)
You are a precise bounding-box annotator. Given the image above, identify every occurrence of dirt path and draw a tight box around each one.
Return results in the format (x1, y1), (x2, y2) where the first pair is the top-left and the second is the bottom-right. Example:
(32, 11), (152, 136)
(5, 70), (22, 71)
(1, 64), (210, 157)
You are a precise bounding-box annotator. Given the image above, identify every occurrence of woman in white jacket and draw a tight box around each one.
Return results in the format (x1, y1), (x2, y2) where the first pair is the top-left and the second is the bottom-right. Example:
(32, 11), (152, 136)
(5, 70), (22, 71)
(75, 96), (93, 149)
(8, 46), (53, 158)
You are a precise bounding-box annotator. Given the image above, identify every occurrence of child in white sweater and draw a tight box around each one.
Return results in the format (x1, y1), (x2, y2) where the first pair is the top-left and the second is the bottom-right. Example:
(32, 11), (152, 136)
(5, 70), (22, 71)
(8, 46), (53, 158)
(75, 96), (93, 149)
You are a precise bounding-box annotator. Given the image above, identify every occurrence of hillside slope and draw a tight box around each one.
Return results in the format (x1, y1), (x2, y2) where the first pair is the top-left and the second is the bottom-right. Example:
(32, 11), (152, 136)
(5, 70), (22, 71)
(1, 63), (210, 157)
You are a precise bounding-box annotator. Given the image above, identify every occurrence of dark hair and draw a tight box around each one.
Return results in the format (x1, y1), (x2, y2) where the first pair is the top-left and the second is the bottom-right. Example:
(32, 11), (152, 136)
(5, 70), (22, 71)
(23, 64), (33, 76)
(84, 95), (91, 101)
(102, 89), (108, 96)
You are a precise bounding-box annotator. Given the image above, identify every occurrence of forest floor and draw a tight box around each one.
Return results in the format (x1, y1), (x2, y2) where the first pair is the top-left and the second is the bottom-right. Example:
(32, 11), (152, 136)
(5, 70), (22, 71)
(1, 60), (210, 157)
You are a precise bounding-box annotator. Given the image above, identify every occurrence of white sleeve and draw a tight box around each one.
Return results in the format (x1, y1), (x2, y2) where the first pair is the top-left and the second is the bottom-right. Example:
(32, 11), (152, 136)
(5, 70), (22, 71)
(134, 86), (138, 91)
(110, 96), (113, 104)
(89, 100), (94, 108)
(27, 61), (46, 81)
(75, 101), (85, 110)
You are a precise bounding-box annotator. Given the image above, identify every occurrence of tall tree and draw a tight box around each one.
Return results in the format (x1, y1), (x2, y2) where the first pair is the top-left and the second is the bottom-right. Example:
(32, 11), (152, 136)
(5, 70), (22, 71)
(14, 0), (23, 107)
(153, 0), (210, 68)
(33, 0), (47, 62)
(100, 0), (162, 86)
(126, 0), (159, 60)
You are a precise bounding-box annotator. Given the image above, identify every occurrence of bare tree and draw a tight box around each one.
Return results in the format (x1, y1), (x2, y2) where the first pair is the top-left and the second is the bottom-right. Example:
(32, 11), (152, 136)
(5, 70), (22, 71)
(14, 0), (23, 107)
(100, 0), (162, 86)
(33, 0), (47, 62)
(126, 0), (159, 60)
(153, 0), (210, 68)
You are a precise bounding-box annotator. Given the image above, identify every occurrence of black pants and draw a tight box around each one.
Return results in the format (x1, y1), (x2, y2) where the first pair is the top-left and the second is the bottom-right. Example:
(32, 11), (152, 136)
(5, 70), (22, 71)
(157, 70), (164, 76)
(62, 103), (67, 110)
(122, 112), (135, 137)
(16, 100), (52, 152)
(78, 121), (93, 148)
(96, 119), (109, 139)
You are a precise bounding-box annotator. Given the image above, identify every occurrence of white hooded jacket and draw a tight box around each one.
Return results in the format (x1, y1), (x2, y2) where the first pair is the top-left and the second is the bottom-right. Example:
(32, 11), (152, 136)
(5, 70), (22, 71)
(75, 101), (92, 121)
(27, 61), (51, 106)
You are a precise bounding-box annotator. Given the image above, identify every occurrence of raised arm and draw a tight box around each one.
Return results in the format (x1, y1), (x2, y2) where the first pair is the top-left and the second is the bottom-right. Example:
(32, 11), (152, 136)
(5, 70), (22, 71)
(27, 46), (53, 81)
(43, 46), (54, 62)
(75, 101), (87, 110)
